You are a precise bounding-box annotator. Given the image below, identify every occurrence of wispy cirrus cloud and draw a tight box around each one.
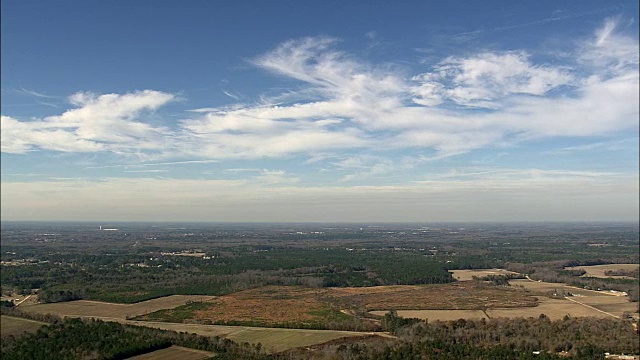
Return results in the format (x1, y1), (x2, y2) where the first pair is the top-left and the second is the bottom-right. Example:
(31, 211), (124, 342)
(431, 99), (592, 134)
(1, 90), (175, 155)
(542, 138), (638, 155)
(410, 51), (574, 108)
(2, 19), (637, 168)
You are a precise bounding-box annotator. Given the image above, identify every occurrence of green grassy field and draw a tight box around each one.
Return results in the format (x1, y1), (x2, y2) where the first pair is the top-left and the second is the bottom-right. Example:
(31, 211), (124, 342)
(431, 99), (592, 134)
(0, 315), (47, 337)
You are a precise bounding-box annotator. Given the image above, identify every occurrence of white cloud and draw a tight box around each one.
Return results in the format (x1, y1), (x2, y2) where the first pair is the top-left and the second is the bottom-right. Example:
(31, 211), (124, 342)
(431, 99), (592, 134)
(255, 169), (301, 184)
(411, 51), (574, 108)
(542, 138), (638, 155)
(580, 17), (639, 76)
(2, 90), (175, 155)
(1, 115), (106, 153)
(2, 20), (638, 164)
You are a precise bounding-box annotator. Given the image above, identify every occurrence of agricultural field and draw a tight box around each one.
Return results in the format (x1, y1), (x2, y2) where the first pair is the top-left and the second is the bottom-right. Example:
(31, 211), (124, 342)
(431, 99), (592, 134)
(127, 345), (214, 360)
(369, 309), (488, 321)
(364, 271), (638, 321)
(329, 281), (537, 310)
(136, 283), (537, 328)
(487, 297), (614, 320)
(449, 269), (519, 281)
(568, 294), (639, 319)
(137, 286), (374, 329)
(509, 278), (630, 297)
(19, 295), (214, 319)
(565, 263), (639, 279)
(369, 296), (629, 321)
(0, 315), (47, 337)
(121, 320), (372, 353)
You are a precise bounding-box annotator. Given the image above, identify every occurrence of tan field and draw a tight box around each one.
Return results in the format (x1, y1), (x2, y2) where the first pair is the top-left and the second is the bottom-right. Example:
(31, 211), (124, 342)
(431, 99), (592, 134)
(450, 269), (519, 281)
(135, 284), (535, 328)
(329, 282), (537, 310)
(369, 297), (622, 322)
(571, 295), (639, 318)
(20, 295), (215, 319)
(509, 279), (613, 297)
(487, 297), (613, 320)
(590, 303), (638, 318)
(109, 318), (374, 353)
(565, 264), (639, 279)
(365, 274), (638, 321)
(1, 315), (48, 337)
(369, 297), (628, 321)
(369, 309), (488, 321)
(127, 346), (214, 360)
(189, 286), (340, 325)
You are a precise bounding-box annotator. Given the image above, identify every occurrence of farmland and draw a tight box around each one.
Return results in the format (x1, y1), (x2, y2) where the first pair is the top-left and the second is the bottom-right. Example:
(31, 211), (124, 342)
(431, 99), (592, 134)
(135, 282), (537, 329)
(508, 278), (616, 296)
(329, 281), (537, 310)
(370, 309), (488, 321)
(487, 297), (613, 320)
(119, 320), (373, 353)
(126, 345), (214, 360)
(369, 289), (634, 321)
(565, 263), (639, 279)
(138, 286), (368, 329)
(18, 295), (214, 319)
(0, 315), (47, 337)
(364, 272), (638, 322)
(450, 268), (519, 281)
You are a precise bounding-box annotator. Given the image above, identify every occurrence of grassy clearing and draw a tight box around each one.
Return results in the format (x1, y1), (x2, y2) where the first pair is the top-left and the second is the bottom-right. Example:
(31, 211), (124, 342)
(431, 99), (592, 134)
(364, 277), (638, 321)
(224, 327), (362, 353)
(487, 297), (611, 320)
(141, 301), (211, 323)
(137, 286), (376, 331)
(369, 299), (616, 321)
(590, 302), (638, 318)
(449, 269), (519, 281)
(370, 309), (488, 321)
(329, 281), (537, 310)
(0, 315), (47, 337)
(136, 283), (535, 330)
(509, 279), (611, 296)
(19, 295), (214, 319)
(126, 345), (214, 360)
(565, 264), (639, 279)
(121, 320), (371, 353)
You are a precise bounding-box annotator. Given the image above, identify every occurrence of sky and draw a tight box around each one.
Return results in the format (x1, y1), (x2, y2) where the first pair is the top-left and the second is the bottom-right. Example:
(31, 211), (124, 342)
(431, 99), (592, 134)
(1, 0), (638, 222)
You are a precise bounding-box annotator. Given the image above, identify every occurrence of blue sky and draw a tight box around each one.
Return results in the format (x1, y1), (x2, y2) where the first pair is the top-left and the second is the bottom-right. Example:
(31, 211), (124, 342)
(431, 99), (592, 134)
(1, 0), (638, 222)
